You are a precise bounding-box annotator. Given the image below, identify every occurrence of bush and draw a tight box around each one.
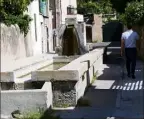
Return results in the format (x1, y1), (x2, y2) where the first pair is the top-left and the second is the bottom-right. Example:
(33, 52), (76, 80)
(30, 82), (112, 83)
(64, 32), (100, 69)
(77, 0), (113, 15)
(119, 0), (144, 25)
(12, 110), (61, 119)
(0, 0), (33, 36)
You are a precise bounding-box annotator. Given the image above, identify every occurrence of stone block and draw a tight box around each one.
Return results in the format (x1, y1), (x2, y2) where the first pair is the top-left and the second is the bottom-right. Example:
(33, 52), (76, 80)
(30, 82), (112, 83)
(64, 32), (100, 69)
(89, 66), (95, 84)
(1, 82), (52, 116)
(42, 82), (53, 108)
(1, 90), (48, 116)
(75, 72), (87, 100)
(92, 14), (103, 42)
(1, 72), (15, 82)
(32, 70), (79, 81)
(52, 81), (77, 107)
(52, 72), (88, 108)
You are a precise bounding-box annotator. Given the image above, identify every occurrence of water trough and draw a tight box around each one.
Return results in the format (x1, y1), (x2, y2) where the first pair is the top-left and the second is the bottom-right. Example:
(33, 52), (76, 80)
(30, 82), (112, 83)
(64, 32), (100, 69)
(32, 48), (104, 108)
(1, 55), (79, 116)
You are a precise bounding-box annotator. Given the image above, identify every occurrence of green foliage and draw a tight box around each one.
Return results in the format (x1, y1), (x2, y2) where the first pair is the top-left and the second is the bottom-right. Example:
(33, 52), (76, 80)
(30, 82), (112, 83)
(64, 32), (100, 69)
(100, 0), (114, 14)
(4, 14), (32, 36)
(118, 0), (144, 25)
(77, 0), (114, 15)
(91, 72), (97, 84)
(0, 0), (33, 36)
(77, 1), (101, 14)
(2, 0), (31, 15)
(14, 110), (61, 119)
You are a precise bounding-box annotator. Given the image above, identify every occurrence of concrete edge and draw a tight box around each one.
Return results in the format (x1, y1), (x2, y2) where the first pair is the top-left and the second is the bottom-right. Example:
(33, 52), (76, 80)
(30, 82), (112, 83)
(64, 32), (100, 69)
(1, 89), (44, 93)
(14, 59), (54, 78)
(1, 56), (78, 82)
(31, 70), (79, 81)
(1, 54), (57, 72)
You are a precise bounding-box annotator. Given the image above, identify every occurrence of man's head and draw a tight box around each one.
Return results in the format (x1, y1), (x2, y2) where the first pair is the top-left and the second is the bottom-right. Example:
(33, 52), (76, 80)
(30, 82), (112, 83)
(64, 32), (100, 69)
(127, 23), (132, 30)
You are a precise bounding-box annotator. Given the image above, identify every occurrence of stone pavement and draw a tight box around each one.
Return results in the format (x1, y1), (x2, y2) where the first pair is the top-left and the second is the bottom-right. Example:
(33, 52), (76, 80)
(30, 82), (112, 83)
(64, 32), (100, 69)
(114, 60), (144, 118)
(55, 60), (144, 119)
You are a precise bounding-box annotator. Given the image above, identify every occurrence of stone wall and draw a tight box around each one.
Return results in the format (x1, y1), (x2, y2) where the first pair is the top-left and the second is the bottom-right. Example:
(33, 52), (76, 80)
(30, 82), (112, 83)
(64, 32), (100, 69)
(1, 82), (52, 116)
(134, 26), (144, 60)
(139, 27), (144, 60)
(92, 14), (103, 42)
(1, 23), (27, 62)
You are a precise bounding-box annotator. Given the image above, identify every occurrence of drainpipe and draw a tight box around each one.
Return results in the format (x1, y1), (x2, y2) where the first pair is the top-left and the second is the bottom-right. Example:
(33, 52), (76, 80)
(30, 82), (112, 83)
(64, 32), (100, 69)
(54, 0), (56, 29)
(60, 0), (62, 25)
(52, 0), (57, 51)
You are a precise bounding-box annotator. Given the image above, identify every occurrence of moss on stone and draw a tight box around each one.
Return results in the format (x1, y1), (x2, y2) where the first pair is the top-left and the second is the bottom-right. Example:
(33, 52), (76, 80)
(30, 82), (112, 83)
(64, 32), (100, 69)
(91, 72), (97, 84)
(14, 109), (61, 119)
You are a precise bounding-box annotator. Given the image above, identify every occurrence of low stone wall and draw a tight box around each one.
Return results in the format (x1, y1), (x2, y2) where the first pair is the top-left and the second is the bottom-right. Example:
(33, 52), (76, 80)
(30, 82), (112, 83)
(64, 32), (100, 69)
(1, 23), (26, 62)
(1, 82), (52, 116)
(134, 26), (144, 60)
(92, 14), (103, 42)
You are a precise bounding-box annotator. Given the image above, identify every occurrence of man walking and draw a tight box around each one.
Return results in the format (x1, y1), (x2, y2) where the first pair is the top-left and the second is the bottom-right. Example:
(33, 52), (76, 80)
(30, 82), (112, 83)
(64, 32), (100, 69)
(121, 24), (139, 79)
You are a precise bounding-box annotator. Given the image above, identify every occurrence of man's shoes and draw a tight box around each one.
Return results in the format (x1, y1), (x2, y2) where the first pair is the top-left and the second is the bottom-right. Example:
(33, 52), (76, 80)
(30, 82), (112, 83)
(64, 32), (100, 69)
(132, 75), (136, 79)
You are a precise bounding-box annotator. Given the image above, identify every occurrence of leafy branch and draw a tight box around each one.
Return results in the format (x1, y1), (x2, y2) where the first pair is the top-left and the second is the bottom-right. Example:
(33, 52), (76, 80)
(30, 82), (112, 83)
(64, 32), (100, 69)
(0, 0), (33, 36)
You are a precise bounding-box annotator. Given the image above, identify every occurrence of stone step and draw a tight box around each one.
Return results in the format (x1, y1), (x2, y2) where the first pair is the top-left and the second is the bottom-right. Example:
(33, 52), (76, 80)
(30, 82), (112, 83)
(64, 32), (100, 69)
(53, 107), (143, 119)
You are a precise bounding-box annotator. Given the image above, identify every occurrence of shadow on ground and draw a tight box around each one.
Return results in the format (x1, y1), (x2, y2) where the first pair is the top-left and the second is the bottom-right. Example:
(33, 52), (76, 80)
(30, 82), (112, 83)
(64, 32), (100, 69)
(40, 47), (144, 119)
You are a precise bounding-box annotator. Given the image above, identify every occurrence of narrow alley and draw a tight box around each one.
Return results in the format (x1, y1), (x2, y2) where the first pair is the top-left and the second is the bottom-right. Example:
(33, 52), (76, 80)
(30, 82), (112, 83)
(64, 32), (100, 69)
(1, 0), (144, 119)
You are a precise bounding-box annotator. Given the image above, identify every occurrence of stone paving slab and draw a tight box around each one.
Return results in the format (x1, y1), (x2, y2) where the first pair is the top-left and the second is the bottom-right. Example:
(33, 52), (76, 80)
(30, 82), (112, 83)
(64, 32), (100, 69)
(111, 79), (143, 90)
(115, 60), (144, 119)
(83, 89), (117, 108)
(96, 64), (123, 81)
(91, 80), (116, 89)
(113, 109), (144, 119)
(55, 107), (144, 119)
(56, 107), (115, 119)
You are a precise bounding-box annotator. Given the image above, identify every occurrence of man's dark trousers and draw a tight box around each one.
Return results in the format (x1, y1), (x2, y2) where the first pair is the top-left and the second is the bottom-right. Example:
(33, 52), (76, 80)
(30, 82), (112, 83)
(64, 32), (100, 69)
(125, 48), (137, 76)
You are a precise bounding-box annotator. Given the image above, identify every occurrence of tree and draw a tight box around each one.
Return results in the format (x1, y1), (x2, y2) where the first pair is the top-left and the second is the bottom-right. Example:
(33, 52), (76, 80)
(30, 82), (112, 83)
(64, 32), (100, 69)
(118, 0), (144, 25)
(0, 0), (33, 36)
(77, 0), (113, 15)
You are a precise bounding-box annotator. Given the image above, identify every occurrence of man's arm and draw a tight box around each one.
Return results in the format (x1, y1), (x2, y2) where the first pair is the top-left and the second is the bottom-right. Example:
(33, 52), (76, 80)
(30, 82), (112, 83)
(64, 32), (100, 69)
(121, 38), (125, 56)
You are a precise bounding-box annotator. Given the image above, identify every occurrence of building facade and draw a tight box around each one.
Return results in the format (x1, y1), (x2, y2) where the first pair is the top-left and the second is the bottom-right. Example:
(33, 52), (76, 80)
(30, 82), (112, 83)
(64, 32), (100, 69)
(26, 0), (78, 55)
(26, 0), (53, 55)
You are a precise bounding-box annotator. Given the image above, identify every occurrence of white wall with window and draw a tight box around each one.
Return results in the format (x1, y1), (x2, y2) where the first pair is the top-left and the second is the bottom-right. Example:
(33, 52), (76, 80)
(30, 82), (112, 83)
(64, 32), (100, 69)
(27, 0), (43, 55)
(61, 0), (77, 24)
(26, 0), (52, 55)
